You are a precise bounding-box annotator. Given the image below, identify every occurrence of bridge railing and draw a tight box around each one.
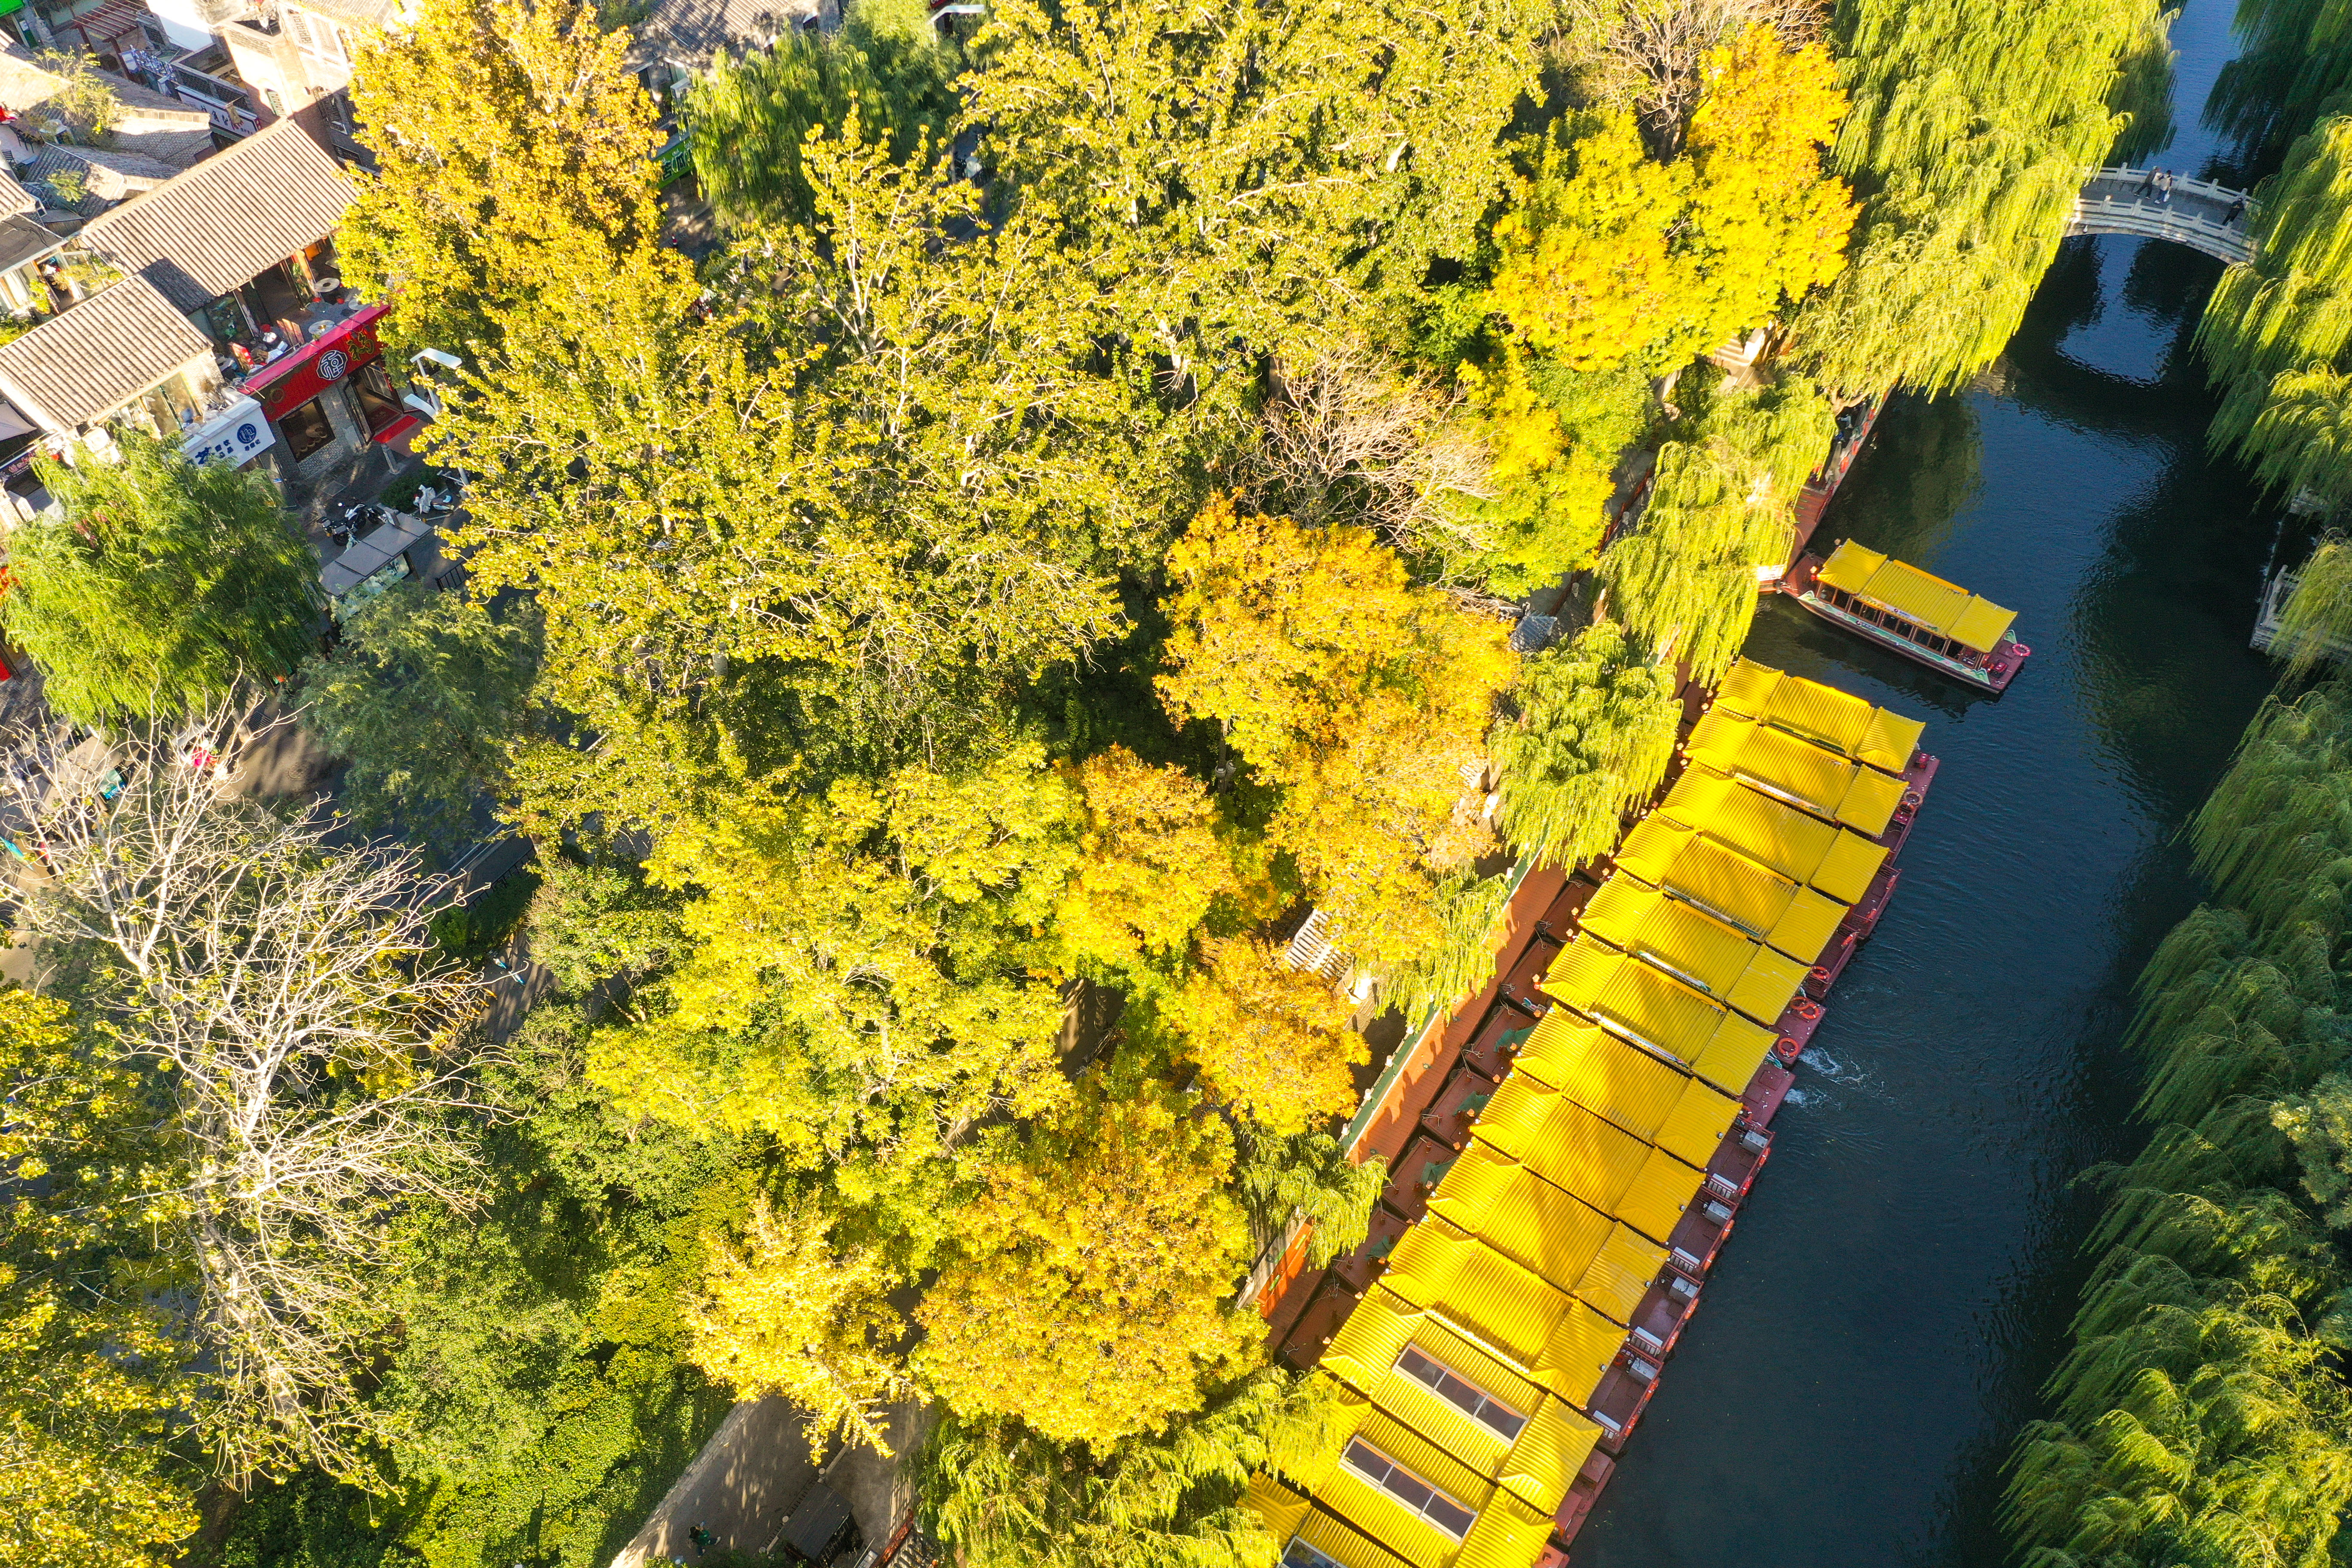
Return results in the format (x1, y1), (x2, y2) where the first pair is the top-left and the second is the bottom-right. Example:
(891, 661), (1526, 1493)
(2081, 166), (2253, 211)
(2068, 168), (2257, 263)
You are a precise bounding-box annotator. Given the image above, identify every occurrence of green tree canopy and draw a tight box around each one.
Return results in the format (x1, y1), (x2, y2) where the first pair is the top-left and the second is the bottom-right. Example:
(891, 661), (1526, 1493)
(3, 433), (318, 725)
(916, 1366), (1341, 1568)
(1492, 620), (1681, 867)
(965, 0), (1546, 388)
(339, 0), (663, 360)
(2200, 113), (2352, 460)
(295, 582), (540, 852)
(685, 0), (961, 226)
(1795, 0), (2164, 395)
(1599, 375), (1834, 679)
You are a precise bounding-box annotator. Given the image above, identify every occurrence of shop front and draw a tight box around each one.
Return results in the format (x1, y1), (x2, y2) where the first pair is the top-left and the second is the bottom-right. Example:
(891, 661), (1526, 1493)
(242, 302), (409, 479)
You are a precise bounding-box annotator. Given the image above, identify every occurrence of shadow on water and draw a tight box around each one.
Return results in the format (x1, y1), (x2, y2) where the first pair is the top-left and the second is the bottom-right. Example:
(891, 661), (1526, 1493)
(1569, 217), (2284, 1568)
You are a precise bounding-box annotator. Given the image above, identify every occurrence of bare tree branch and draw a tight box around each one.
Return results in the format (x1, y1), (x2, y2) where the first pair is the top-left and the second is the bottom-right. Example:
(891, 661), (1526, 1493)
(10, 709), (498, 1485)
(1562, 0), (1826, 152)
(1248, 347), (1497, 568)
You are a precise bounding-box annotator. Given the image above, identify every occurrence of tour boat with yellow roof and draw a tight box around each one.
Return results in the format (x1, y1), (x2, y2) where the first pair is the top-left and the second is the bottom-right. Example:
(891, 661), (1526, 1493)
(1785, 539), (2030, 691)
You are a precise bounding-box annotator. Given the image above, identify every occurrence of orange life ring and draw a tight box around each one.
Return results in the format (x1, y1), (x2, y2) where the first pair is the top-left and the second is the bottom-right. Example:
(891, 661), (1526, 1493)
(1795, 1000), (1822, 1020)
(2012, 643), (2031, 656)
(1903, 791), (1923, 808)
(1809, 965), (1831, 983)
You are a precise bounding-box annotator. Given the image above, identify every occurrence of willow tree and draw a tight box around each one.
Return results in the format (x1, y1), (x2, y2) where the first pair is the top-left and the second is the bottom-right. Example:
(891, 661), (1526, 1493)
(2269, 532), (2352, 678)
(1795, 0), (2163, 395)
(1491, 621), (1680, 868)
(2242, 371), (2352, 521)
(2206, 0), (2352, 160)
(2200, 113), (2352, 456)
(1599, 375), (1834, 678)
(917, 1366), (1340, 1568)
(684, 0), (960, 226)
(2003, 675), (2352, 1568)
(3, 433), (318, 726)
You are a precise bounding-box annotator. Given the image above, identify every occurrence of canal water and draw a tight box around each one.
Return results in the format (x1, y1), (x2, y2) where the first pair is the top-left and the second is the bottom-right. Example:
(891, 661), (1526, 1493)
(1571, 7), (2291, 1564)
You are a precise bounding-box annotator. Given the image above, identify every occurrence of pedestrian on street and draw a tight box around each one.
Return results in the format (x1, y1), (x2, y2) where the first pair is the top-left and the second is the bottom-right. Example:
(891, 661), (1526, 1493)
(689, 1523), (714, 1559)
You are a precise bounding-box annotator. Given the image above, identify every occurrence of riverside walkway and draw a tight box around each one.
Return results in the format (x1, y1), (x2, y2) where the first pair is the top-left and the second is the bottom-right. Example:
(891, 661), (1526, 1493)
(2067, 167), (2256, 263)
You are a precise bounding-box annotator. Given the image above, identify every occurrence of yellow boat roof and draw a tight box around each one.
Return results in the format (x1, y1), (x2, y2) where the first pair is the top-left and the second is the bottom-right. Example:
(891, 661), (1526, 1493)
(1319, 1305), (1599, 1516)
(1539, 938), (1779, 1096)
(1615, 1144), (1703, 1245)
(1290, 1507), (1419, 1568)
(1815, 540), (2018, 653)
(1316, 1406), (1491, 1568)
(1430, 1142), (1667, 1323)
(1654, 772), (1888, 903)
(1467, 1079), (1707, 1245)
(1430, 1140), (1612, 1280)
(1612, 821), (1850, 964)
(1509, 1009), (1745, 1167)
(1715, 658), (1925, 777)
(1473, 1074), (1654, 1208)
(1268, 1426), (1556, 1568)
(1325, 1287), (1547, 1421)
(1576, 875), (1811, 1026)
(1684, 709), (1908, 837)
(1378, 1219), (1628, 1406)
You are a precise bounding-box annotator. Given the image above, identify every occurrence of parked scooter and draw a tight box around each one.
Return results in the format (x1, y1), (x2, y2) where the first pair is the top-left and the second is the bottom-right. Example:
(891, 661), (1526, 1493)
(327, 500), (394, 546)
(411, 479), (463, 519)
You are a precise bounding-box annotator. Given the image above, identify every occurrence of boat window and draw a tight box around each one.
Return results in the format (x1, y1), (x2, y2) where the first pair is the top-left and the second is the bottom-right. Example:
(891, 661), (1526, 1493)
(1396, 1346), (1529, 1439)
(1281, 1541), (1347, 1568)
(1341, 1439), (1477, 1540)
(1928, 634), (1951, 655)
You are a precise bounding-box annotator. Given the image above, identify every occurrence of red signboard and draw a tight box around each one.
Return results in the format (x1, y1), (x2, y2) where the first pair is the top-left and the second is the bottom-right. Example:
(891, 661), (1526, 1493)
(245, 302), (389, 419)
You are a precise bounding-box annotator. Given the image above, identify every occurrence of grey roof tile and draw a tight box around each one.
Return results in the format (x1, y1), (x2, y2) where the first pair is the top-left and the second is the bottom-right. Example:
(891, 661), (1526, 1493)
(78, 119), (349, 311)
(0, 273), (209, 430)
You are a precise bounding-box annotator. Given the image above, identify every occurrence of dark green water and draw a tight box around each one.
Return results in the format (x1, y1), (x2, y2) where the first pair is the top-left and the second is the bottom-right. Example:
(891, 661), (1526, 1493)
(1573, 10), (2290, 1562)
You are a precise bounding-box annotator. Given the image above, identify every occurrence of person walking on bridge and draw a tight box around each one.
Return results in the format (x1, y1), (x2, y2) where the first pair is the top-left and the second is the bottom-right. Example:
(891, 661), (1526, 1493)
(2154, 169), (2174, 206)
(2225, 194), (2248, 227)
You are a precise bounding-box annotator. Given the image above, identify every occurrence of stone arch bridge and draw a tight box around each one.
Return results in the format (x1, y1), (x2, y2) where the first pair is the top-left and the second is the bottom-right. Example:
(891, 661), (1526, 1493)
(2067, 167), (2257, 263)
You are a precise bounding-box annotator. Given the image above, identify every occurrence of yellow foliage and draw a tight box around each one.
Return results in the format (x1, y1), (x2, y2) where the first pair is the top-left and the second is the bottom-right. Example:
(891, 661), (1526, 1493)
(1166, 937), (1366, 1133)
(1488, 114), (1691, 371)
(0, 989), (196, 1568)
(1057, 747), (1240, 968)
(588, 742), (1078, 1154)
(1483, 34), (1855, 373)
(1156, 496), (1422, 775)
(1157, 498), (1512, 966)
(1682, 30), (1858, 345)
(684, 1193), (913, 1458)
(915, 1087), (1257, 1446)
(340, 0), (664, 358)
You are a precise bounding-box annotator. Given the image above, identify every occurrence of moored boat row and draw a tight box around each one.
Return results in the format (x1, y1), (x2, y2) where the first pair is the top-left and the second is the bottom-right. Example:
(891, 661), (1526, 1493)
(1247, 658), (1940, 1568)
